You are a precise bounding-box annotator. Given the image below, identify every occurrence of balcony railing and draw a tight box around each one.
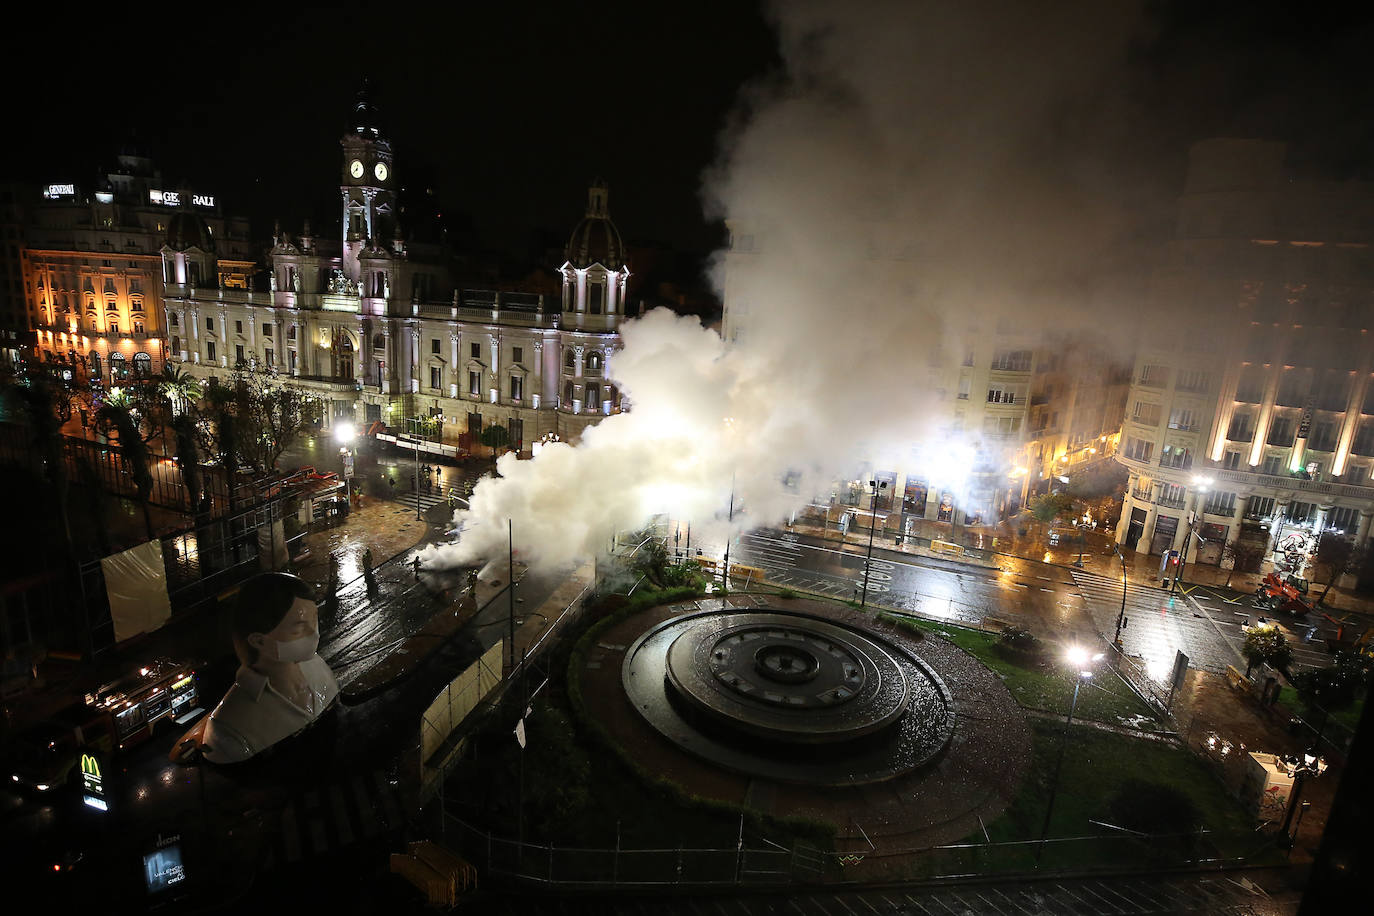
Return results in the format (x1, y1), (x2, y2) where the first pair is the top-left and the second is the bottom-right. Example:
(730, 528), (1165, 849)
(1157, 496), (1187, 509)
(1130, 487), (1154, 501)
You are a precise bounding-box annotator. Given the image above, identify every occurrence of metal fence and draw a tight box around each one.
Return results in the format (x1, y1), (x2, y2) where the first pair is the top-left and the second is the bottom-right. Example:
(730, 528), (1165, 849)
(443, 813), (827, 888)
(440, 813), (1268, 890)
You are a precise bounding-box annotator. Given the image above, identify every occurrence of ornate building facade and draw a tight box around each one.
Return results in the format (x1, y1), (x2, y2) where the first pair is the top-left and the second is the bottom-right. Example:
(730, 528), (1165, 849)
(1114, 139), (1374, 572)
(162, 96), (631, 453)
(23, 152), (253, 385)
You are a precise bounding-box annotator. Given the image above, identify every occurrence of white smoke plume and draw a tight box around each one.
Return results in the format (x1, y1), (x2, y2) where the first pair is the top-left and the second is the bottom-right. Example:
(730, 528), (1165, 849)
(423, 0), (1153, 572)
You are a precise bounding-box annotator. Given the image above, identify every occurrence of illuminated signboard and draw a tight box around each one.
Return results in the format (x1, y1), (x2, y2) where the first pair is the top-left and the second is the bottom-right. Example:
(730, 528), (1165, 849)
(149, 189), (215, 208)
(44, 184), (75, 198)
(172, 674), (194, 691)
(80, 752), (107, 812)
(144, 841), (187, 894)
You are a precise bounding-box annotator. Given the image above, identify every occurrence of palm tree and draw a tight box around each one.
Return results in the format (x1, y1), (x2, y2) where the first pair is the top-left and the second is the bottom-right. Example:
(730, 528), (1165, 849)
(171, 413), (204, 517)
(159, 364), (203, 417)
(98, 402), (156, 540)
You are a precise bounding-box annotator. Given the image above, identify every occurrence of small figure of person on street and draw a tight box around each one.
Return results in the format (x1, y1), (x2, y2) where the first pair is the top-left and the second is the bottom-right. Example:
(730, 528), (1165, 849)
(413, 555), (422, 579)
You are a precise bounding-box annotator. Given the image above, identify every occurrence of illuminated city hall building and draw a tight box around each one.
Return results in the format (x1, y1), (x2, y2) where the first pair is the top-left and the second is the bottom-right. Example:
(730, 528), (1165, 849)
(23, 152), (252, 384)
(1115, 139), (1374, 572)
(162, 96), (630, 452)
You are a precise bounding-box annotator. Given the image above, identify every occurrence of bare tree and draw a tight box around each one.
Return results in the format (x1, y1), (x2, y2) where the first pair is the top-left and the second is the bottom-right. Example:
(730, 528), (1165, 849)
(1221, 540), (1267, 588)
(1315, 536), (1358, 606)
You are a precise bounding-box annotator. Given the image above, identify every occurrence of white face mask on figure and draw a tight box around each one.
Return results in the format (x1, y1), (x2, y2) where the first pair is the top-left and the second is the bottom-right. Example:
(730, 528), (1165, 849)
(270, 629), (319, 663)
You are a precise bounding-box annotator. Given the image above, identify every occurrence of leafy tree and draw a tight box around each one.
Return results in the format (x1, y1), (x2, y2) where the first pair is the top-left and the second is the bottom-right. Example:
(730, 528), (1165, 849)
(224, 366), (320, 472)
(1292, 650), (1372, 713)
(203, 383), (242, 515)
(170, 413), (205, 516)
(97, 401), (155, 540)
(1314, 536), (1358, 605)
(1024, 491), (1076, 540)
(1221, 540), (1267, 587)
(73, 454), (113, 557)
(12, 375), (75, 555)
(1242, 624), (1293, 677)
(479, 423), (510, 471)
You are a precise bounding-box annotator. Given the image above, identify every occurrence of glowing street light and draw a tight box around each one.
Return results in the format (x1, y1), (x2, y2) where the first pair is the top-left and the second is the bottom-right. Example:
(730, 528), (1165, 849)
(334, 421), (357, 505)
(1038, 646), (1105, 861)
(1171, 475), (1213, 593)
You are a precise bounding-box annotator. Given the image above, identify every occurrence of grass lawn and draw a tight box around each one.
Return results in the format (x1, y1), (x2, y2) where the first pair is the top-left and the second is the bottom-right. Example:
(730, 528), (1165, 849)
(972, 719), (1266, 872)
(885, 614), (1158, 726)
(1277, 686), (1364, 732)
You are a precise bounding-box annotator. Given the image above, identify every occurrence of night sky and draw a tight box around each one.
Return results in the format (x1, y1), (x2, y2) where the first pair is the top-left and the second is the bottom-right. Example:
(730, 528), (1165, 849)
(4, 1), (1372, 278)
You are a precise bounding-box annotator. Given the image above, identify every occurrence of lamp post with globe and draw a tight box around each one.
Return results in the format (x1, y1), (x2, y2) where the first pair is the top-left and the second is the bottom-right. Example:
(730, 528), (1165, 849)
(334, 421), (357, 506)
(1037, 645), (1104, 862)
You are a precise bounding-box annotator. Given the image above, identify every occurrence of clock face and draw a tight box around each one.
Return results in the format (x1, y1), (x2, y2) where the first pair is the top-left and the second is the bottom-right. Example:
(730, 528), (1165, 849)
(349, 159), (364, 179)
(374, 162), (389, 182)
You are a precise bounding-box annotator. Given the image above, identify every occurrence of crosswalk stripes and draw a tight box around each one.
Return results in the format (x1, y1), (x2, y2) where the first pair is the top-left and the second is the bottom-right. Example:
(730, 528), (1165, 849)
(261, 768), (405, 869)
(395, 489), (450, 512)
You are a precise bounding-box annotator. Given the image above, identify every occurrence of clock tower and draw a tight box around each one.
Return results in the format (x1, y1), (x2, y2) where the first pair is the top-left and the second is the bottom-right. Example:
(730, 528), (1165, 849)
(340, 85), (395, 282)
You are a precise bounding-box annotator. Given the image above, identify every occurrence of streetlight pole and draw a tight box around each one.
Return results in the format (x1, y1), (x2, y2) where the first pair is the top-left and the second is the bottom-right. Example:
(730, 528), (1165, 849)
(1173, 476), (1212, 592)
(1037, 647), (1102, 863)
(1278, 751), (1327, 851)
(1112, 544), (1128, 650)
(861, 479), (886, 609)
(721, 473), (736, 594)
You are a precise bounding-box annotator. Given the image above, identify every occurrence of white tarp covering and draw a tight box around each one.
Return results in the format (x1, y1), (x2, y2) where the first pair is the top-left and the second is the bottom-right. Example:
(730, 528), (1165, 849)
(102, 539), (173, 643)
(420, 640), (503, 764)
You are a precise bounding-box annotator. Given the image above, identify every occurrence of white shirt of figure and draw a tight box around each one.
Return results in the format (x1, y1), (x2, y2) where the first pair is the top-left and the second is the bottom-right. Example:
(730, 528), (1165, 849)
(200, 597), (340, 764)
(202, 655), (339, 764)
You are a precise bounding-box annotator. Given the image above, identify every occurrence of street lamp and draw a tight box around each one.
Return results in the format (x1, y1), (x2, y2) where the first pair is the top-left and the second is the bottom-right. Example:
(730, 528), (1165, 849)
(334, 421), (357, 505)
(860, 478), (889, 609)
(1277, 751), (1328, 850)
(1111, 544), (1128, 650)
(1171, 475), (1212, 593)
(1037, 645), (1104, 862)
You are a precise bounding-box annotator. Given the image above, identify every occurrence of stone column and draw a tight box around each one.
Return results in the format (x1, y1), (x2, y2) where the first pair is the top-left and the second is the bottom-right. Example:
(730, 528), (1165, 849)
(411, 329), (421, 394)
(217, 307), (229, 367)
(1357, 509), (1373, 547)
(381, 325), (393, 394)
(1139, 481), (1162, 553)
(449, 330), (460, 398)
(532, 341), (543, 410)
(1226, 496), (1247, 547)
(190, 306), (200, 364)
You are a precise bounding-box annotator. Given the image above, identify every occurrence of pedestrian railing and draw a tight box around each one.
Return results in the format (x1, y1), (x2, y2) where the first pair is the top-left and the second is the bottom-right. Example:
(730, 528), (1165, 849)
(440, 813), (1271, 890)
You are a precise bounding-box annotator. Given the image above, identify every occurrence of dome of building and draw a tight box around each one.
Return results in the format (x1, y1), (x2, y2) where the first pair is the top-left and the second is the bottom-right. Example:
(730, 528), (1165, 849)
(166, 210), (215, 253)
(564, 180), (625, 269)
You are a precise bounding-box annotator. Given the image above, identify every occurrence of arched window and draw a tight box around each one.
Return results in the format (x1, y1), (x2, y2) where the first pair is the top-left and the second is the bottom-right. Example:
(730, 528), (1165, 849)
(586, 351), (601, 372)
(564, 349), (574, 371)
(373, 333), (385, 351)
(169, 312), (179, 327)
(133, 352), (152, 377)
(109, 352), (127, 380)
(171, 335), (181, 354)
(586, 383), (601, 406)
(563, 381), (573, 406)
